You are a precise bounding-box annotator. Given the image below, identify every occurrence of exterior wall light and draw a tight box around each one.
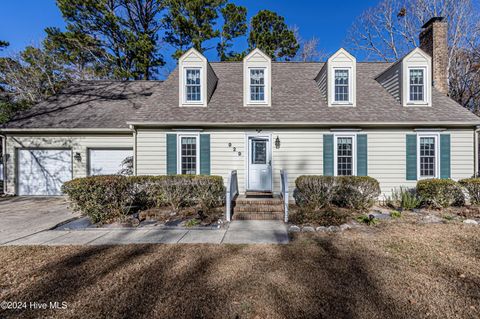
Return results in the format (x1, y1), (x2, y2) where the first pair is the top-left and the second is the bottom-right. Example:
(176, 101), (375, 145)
(275, 136), (281, 149)
(74, 152), (82, 162)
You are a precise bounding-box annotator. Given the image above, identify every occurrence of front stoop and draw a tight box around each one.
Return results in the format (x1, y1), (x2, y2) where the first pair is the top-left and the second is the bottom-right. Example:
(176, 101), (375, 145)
(232, 195), (284, 221)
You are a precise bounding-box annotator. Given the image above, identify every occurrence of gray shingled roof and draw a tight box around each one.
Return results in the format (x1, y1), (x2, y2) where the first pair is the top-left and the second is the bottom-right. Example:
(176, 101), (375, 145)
(3, 62), (479, 130)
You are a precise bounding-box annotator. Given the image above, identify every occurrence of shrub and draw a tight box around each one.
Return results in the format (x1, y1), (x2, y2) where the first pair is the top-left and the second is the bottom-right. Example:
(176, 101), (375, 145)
(294, 176), (337, 209)
(416, 179), (465, 208)
(356, 214), (379, 226)
(62, 175), (225, 223)
(459, 178), (480, 205)
(192, 175), (225, 214)
(390, 210), (402, 218)
(62, 175), (135, 223)
(334, 176), (381, 211)
(387, 187), (422, 211)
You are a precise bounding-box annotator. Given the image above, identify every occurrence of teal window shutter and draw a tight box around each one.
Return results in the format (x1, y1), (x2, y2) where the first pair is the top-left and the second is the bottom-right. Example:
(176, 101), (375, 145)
(440, 134), (451, 179)
(200, 134), (211, 175)
(357, 134), (368, 176)
(406, 134), (417, 181)
(323, 134), (334, 176)
(166, 134), (177, 175)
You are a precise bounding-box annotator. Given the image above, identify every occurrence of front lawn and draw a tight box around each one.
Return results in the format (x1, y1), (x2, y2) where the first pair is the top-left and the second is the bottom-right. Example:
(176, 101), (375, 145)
(1, 223), (479, 318)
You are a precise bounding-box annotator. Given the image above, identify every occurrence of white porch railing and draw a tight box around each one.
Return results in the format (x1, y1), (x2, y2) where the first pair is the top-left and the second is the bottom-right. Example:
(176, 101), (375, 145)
(280, 169), (289, 222)
(225, 170), (238, 222)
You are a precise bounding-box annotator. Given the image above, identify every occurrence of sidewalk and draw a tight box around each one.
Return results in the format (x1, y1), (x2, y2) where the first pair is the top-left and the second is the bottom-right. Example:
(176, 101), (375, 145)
(2, 221), (289, 245)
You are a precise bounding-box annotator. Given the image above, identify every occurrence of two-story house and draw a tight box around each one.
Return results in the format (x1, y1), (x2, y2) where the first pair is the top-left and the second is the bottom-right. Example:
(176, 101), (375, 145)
(1, 17), (479, 204)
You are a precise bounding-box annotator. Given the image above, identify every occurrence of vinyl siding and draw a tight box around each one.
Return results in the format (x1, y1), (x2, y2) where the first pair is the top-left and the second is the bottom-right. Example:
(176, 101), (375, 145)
(136, 129), (166, 175)
(207, 63), (218, 102)
(376, 63), (401, 102)
(4, 134), (133, 194)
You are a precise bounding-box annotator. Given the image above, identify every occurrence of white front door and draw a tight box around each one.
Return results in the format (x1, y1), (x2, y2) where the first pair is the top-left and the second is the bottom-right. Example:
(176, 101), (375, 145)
(247, 136), (272, 192)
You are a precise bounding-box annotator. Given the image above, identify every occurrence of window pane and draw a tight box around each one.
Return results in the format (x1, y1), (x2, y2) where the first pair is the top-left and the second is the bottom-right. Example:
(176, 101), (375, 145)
(252, 140), (267, 164)
(410, 69), (424, 101)
(337, 137), (353, 176)
(419, 137), (436, 177)
(181, 137), (197, 174)
(250, 69), (265, 101)
(185, 69), (201, 101)
(334, 69), (349, 102)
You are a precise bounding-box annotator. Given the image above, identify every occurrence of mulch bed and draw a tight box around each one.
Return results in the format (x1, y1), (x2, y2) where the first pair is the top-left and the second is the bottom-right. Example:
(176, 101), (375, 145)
(0, 223), (479, 318)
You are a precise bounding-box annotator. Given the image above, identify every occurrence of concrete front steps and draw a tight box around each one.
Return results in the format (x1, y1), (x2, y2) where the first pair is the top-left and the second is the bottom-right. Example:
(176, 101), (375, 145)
(232, 194), (285, 221)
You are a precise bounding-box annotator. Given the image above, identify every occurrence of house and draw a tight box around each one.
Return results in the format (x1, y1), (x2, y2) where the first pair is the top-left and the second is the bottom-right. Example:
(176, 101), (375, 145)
(1, 17), (479, 206)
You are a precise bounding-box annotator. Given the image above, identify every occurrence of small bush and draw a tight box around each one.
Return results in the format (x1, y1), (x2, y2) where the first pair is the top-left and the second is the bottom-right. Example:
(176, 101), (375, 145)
(294, 176), (337, 209)
(459, 178), (480, 205)
(390, 210), (402, 218)
(416, 179), (465, 208)
(356, 214), (379, 226)
(387, 187), (422, 211)
(62, 175), (134, 223)
(294, 175), (380, 211)
(334, 176), (381, 211)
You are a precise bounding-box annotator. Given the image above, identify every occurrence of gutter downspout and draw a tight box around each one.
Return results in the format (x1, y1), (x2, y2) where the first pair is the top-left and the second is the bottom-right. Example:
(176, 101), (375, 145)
(475, 126), (480, 177)
(0, 134), (6, 194)
(129, 125), (138, 176)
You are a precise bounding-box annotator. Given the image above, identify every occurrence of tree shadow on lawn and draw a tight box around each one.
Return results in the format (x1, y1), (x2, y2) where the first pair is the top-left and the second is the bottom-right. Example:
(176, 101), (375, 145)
(0, 237), (454, 319)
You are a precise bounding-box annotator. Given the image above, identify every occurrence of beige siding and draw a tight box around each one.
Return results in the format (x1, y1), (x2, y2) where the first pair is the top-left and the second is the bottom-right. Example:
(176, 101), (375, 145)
(368, 130), (416, 196)
(377, 63), (401, 102)
(4, 134), (133, 194)
(272, 130), (324, 192)
(136, 129), (166, 175)
(451, 130), (475, 180)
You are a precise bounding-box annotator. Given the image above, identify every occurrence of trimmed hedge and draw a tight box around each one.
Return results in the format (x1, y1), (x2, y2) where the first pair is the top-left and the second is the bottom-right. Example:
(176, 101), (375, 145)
(335, 176), (381, 210)
(416, 178), (465, 208)
(61, 176), (135, 223)
(459, 178), (480, 205)
(62, 175), (225, 224)
(294, 175), (381, 211)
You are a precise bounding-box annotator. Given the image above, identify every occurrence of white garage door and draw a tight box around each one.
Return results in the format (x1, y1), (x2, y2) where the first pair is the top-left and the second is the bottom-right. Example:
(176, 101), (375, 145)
(18, 149), (72, 196)
(89, 149), (133, 176)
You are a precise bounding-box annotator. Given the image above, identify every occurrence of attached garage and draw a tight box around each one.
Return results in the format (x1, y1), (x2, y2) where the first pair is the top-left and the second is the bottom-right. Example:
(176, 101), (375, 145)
(88, 149), (133, 176)
(17, 149), (73, 196)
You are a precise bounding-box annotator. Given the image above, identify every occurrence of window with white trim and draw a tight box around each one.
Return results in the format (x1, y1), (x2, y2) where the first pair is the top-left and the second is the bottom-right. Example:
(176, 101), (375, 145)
(178, 135), (199, 175)
(334, 69), (349, 102)
(335, 135), (356, 176)
(418, 135), (437, 178)
(409, 68), (425, 102)
(249, 69), (265, 102)
(185, 69), (201, 102)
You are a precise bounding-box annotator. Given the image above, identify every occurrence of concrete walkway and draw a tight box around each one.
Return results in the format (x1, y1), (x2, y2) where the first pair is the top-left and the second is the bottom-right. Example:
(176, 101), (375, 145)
(2, 221), (289, 245)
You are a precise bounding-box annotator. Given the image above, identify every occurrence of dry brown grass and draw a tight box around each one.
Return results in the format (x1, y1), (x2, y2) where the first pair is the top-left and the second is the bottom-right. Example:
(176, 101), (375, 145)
(0, 223), (479, 319)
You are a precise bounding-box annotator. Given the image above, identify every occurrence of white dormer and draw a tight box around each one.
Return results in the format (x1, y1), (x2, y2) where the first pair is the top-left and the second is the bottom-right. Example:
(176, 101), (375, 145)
(243, 48), (271, 107)
(402, 48), (432, 107)
(178, 48), (217, 107)
(327, 48), (356, 107)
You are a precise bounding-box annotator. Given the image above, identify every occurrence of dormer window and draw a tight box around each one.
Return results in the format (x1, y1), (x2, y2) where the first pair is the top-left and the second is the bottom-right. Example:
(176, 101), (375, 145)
(250, 69), (265, 102)
(409, 68), (425, 102)
(178, 48), (216, 107)
(321, 48), (356, 107)
(243, 49), (271, 106)
(334, 69), (350, 102)
(185, 68), (202, 102)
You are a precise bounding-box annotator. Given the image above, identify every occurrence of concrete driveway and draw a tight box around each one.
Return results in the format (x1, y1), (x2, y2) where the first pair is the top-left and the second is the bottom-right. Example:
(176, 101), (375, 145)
(0, 197), (79, 244)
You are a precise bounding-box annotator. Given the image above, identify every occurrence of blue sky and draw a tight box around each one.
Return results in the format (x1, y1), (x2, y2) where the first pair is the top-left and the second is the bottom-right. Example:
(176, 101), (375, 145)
(0, 0), (379, 64)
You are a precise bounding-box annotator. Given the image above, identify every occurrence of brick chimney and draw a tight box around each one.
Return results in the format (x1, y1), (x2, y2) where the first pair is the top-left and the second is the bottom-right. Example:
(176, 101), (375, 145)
(419, 17), (449, 95)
